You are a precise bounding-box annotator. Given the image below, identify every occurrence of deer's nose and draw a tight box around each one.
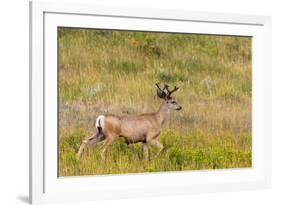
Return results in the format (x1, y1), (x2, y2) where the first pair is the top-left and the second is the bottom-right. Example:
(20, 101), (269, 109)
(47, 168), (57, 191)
(176, 106), (182, 110)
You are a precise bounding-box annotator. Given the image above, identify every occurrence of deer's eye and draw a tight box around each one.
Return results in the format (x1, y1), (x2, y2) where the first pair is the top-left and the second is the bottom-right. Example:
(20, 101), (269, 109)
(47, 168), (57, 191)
(171, 101), (176, 104)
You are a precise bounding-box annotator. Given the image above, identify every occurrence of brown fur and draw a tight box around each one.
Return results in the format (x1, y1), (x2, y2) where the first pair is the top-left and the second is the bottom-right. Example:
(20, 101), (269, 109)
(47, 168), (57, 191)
(77, 84), (181, 160)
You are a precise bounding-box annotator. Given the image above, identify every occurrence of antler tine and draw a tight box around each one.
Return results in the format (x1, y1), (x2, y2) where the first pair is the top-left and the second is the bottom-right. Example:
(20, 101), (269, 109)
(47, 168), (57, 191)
(156, 83), (179, 99)
(166, 85), (179, 98)
(156, 83), (164, 92)
(163, 83), (170, 93)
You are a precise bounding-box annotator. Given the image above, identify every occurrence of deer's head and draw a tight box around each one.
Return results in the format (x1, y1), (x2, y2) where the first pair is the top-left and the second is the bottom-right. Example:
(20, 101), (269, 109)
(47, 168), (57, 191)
(156, 83), (182, 111)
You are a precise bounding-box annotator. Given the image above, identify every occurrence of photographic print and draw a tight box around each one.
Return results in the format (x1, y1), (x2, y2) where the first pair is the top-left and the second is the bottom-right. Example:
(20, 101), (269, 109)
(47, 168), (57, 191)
(58, 28), (252, 177)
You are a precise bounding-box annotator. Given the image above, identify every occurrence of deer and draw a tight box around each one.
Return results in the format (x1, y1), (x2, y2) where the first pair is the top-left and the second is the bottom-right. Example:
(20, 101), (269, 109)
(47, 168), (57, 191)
(77, 83), (182, 160)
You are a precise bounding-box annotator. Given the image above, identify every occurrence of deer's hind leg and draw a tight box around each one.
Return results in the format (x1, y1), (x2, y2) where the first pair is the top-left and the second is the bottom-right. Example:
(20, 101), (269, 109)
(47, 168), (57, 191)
(77, 130), (104, 159)
(99, 135), (117, 160)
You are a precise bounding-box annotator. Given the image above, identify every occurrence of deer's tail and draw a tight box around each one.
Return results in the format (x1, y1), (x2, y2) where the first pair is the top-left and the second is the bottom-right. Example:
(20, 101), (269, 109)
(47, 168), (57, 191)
(95, 115), (105, 134)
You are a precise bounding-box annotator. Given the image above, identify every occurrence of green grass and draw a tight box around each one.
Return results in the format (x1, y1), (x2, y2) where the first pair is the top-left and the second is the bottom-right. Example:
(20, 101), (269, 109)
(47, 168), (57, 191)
(58, 28), (252, 176)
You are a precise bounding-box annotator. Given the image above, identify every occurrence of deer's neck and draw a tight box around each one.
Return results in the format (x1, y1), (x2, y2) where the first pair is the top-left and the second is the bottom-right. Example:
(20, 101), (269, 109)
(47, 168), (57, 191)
(157, 101), (169, 126)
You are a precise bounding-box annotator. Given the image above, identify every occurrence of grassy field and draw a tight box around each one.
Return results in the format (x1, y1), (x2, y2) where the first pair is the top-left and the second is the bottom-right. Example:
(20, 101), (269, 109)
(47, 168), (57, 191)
(58, 28), (252, 176)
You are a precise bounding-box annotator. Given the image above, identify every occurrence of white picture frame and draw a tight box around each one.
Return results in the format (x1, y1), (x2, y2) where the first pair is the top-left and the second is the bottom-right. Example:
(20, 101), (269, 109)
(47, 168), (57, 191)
(29, 1), (272, 204)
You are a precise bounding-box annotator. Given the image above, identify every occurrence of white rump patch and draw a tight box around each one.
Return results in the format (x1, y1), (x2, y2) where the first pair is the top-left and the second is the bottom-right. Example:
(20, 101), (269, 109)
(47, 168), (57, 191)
(95, 115), (105, 129)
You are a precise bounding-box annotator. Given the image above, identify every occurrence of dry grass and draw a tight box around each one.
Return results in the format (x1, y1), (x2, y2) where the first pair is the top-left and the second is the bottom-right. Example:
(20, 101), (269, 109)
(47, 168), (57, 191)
(58, 28), (252, 176)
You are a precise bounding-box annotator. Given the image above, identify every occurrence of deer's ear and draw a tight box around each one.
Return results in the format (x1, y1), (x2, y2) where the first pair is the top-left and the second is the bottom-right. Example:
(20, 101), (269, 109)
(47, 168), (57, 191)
(157, 89), (166, 99)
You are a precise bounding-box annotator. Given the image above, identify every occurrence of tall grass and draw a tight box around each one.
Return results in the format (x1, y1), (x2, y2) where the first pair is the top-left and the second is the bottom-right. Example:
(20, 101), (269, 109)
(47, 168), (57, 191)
(58, 28), (252, 176)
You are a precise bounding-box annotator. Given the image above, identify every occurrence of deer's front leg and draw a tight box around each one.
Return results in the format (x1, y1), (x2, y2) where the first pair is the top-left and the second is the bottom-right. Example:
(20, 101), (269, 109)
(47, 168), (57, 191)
(152, 140), (164, 152)
(148, 139), (164, 156)
(150, 139), (164, 156)
(143, 142), (149, 160)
